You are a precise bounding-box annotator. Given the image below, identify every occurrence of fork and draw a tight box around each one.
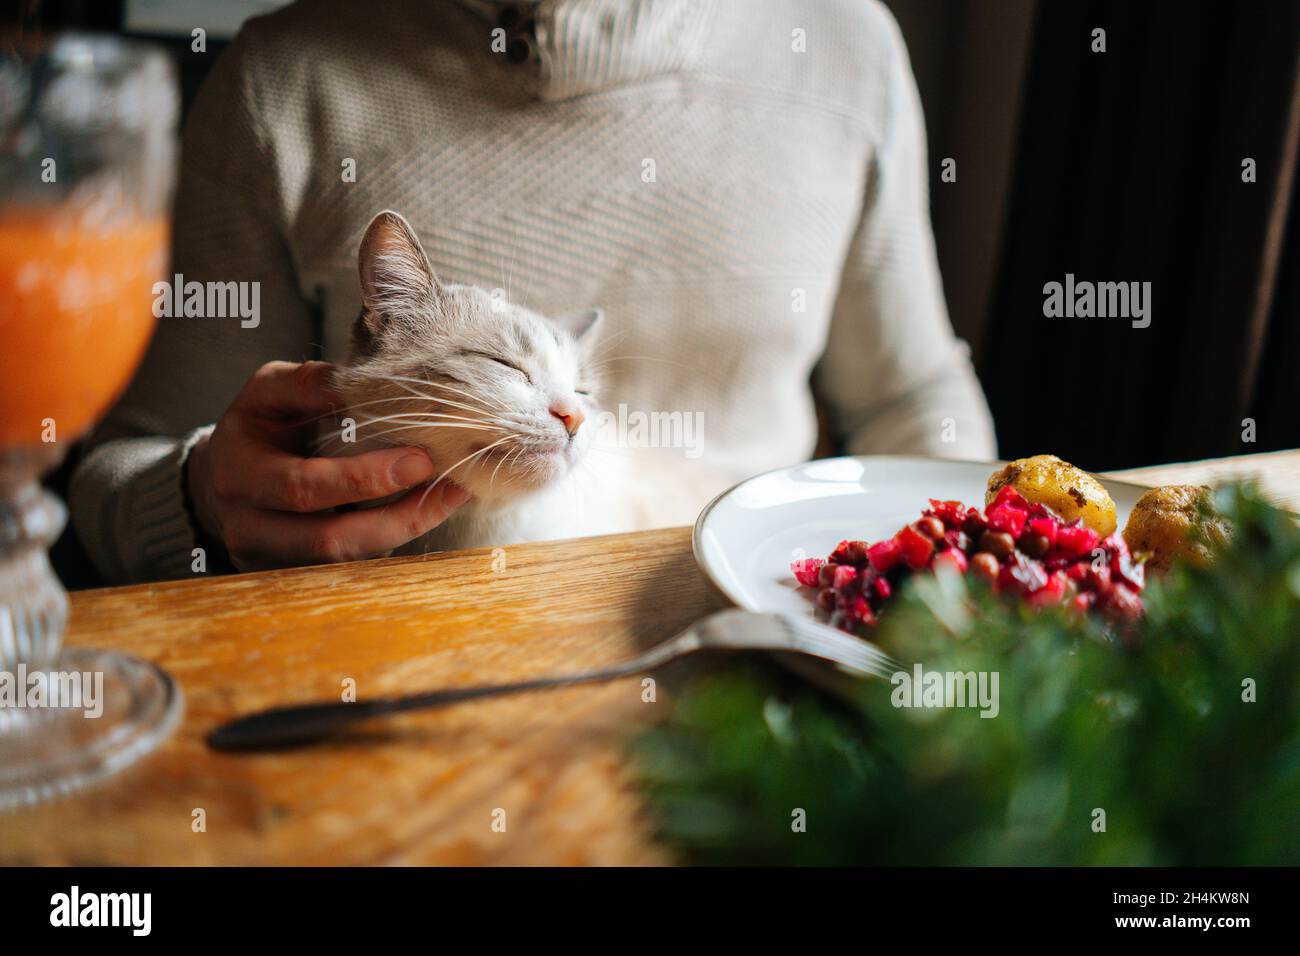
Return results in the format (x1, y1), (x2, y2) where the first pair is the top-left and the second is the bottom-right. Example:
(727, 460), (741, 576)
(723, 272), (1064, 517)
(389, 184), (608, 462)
(206, 609), (899, 751)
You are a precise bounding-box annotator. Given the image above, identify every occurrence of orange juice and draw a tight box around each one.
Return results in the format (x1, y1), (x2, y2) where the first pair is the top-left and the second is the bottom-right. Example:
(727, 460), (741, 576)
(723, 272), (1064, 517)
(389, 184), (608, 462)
(0, 209), (167, 446)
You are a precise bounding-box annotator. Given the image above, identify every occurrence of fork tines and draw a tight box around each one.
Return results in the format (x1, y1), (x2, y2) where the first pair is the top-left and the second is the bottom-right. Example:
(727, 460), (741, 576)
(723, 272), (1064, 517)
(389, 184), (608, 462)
(776, 613), (900, 678)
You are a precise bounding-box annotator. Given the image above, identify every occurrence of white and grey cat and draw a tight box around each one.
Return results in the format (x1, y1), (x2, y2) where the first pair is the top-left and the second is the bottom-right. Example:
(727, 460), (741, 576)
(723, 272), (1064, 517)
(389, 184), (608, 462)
(325, 210), (720, 553)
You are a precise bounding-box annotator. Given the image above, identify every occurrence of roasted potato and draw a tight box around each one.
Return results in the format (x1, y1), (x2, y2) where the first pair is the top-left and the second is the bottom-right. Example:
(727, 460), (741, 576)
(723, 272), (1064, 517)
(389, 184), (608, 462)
(1123, 484), (1228, 573)
(986, 454), (1117, 536)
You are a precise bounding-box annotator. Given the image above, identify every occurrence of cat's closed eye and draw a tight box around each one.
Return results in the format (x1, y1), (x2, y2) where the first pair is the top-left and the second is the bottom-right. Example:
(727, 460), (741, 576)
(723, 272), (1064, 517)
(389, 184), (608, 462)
(465, 350), (532, 384)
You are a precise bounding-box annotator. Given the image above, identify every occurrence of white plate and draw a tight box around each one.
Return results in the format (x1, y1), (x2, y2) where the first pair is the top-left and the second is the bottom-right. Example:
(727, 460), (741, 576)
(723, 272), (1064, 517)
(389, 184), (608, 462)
(692, 455), (1151, 615)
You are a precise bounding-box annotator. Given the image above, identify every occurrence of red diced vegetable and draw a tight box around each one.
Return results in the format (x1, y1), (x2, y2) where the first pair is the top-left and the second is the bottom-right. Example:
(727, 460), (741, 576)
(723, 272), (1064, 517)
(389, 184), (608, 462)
(944, 529), (971, 552)
(896, 525), (936, 569)
(961, 507), (988, 537)
(1056, 523), (1100, 557)
(791, 557), (825, 587)
(1027, 517), (1057, 547)
(867, 538), (903, 572)
(831, 564), (859, 591)
(927, 499), (967, 528)
(991, 484), (1030, 510)
(987, 503), (1028, 537)
(1027, 570), (1067, 606)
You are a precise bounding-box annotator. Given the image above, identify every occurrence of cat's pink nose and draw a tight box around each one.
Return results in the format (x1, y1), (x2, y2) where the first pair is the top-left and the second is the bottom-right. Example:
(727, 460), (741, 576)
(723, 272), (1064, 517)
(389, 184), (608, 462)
(550, 399), (585, 437)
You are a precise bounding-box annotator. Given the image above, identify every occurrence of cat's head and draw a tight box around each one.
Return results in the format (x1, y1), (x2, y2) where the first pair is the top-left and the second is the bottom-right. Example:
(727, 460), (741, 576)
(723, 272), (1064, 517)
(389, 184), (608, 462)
(329, 210), (603, 507)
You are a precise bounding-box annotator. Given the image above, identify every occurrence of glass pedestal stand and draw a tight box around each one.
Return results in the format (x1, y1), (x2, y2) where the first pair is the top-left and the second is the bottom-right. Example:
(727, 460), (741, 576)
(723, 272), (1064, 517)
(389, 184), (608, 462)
(0, 448), (181, 811)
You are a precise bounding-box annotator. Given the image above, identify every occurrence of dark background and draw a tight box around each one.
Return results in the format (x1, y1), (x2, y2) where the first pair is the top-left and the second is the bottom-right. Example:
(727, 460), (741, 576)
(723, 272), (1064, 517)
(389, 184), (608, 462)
(895, 0), (1299, 470)
(6, 0), (1300, 589)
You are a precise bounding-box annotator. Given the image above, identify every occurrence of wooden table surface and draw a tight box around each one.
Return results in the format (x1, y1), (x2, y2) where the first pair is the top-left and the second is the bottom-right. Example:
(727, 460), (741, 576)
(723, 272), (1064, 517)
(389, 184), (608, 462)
(2, 450), (1297, 865)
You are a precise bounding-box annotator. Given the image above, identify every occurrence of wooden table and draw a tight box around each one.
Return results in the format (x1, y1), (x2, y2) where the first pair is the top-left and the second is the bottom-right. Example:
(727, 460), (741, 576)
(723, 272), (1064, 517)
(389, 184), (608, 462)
(2, 450), (1297, 865)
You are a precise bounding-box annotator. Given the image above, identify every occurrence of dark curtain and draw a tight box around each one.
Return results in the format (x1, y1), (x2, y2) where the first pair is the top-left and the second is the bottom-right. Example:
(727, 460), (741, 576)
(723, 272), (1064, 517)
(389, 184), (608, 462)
(982, 0), (1300, 470)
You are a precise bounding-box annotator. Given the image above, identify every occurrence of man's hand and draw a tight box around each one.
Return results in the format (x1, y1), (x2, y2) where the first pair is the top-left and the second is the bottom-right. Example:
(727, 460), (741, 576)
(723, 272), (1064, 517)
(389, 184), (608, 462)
(185, 360), (469, 571)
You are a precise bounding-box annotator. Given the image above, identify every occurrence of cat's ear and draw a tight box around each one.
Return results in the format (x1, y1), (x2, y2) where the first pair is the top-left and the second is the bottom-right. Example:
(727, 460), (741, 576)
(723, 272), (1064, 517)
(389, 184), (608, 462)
(357, 210), (443, 341)
(552, 308), (604, 343)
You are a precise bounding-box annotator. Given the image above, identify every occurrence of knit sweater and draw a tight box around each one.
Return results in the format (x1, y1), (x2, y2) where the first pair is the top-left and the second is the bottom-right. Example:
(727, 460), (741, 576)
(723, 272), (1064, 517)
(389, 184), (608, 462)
(71, 0), (997, 584)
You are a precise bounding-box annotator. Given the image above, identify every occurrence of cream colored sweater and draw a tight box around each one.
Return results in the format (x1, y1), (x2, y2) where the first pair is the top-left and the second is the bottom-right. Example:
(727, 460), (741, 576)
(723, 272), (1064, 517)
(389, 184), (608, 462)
(71, 0), (997, 584)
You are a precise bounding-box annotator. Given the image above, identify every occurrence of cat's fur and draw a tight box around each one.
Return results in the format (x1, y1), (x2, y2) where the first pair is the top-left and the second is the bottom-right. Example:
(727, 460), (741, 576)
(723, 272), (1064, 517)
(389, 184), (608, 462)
(326, 211), (721, 553)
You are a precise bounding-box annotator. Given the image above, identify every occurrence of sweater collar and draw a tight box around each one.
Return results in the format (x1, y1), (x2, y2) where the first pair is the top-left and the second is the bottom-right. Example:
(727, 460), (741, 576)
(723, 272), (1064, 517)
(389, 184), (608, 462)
(451, 0), (715, 101)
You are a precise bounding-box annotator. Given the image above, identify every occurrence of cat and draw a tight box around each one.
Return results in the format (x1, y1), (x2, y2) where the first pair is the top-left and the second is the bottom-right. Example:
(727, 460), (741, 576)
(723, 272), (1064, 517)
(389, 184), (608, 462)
(324, 210), (726, 554)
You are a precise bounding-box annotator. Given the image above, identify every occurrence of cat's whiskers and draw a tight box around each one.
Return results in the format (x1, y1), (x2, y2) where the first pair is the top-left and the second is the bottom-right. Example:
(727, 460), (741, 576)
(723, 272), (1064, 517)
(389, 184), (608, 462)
(417, 435), (516, 508)
(371, 374), (510, 423)
(420, 378), (508, 412)
(375, 375), (512, 422)
(584, 327), (630, 361)
(375, 374), (443, 404)
(354, 411), (503, 429)
(419, 395), (513, 423)
(304, 394), (447, 425)
(312, 417), (505, 454)
(383, 376), (506, 419)
(488, 437), (525, 489)
(505, 443), (531, 483)
(352, 421), (503, 444)
(582, 338), (634, 378)
(308, 391), (500, 424)
(380, 373), (481, 403)
(316, 410), (504, 436)
(356, 395), (512, 434)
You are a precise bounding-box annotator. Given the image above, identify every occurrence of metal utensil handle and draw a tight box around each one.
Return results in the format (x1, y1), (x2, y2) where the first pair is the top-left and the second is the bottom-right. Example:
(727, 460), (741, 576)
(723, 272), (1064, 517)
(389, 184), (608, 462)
(206, 629), (703, 751)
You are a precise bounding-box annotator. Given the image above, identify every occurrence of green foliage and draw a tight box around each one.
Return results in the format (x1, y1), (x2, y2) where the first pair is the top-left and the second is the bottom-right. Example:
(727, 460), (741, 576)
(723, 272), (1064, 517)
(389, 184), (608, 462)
(634, 485), (1300, 865)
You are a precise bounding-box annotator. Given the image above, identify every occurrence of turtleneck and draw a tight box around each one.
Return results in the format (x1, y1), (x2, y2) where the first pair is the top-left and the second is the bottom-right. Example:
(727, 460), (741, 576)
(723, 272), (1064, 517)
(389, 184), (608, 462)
(450, 0), (715, 100)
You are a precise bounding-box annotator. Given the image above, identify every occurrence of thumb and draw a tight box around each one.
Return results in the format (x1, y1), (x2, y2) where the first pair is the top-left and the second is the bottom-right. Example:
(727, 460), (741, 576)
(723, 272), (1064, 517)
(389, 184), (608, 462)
(410, 479), (472, 529)
(240, 360), (341, 419)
